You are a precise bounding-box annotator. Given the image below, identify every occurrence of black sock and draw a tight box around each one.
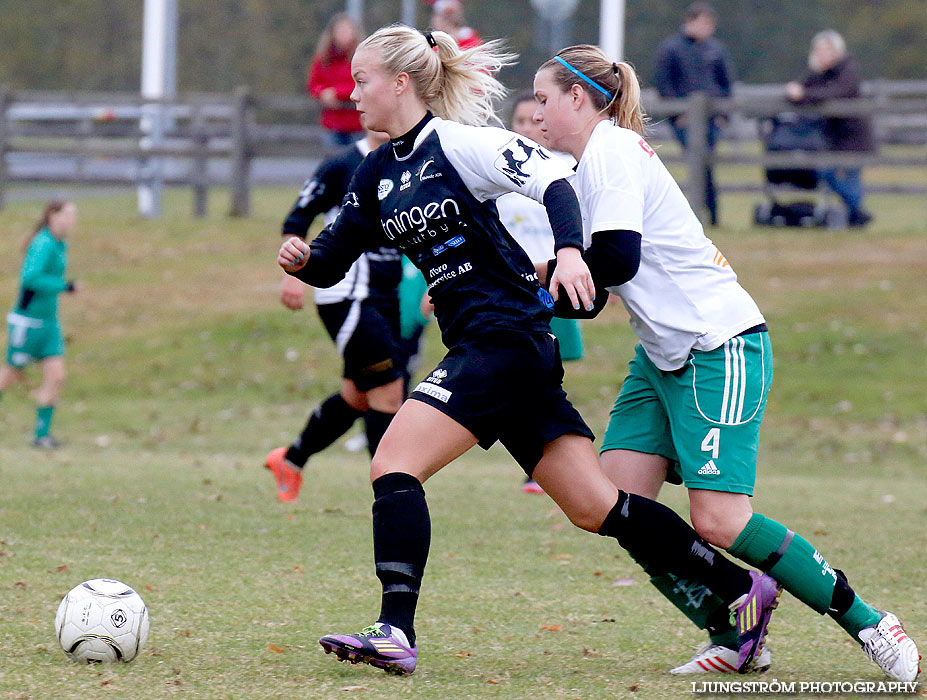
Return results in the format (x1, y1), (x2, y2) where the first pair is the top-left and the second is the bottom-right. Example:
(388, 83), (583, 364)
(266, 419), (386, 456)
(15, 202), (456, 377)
(285, 393), (362, 467)
(706, 604), (736, 640)
(364, 409), (395, 458)
(828, 569), (856, 618)
(372, 472), (430, 646)
(599, 491), (753, 604)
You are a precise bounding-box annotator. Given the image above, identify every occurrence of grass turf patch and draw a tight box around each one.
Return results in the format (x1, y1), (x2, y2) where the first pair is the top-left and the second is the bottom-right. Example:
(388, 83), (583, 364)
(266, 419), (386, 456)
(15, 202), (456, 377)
(0, 186), (924, 699)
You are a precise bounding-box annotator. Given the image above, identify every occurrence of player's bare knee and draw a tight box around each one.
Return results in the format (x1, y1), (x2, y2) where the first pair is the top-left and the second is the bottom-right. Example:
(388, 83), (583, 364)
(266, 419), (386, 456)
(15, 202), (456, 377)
(366, 378), (404, 413)
(369, 449), (406, 482)
(369, 459), (422, 486)
(690, 510), (739, 549)
(563, 503), (609, 533)
(341, 381), (368, 411)
(369, 456), (391, 482)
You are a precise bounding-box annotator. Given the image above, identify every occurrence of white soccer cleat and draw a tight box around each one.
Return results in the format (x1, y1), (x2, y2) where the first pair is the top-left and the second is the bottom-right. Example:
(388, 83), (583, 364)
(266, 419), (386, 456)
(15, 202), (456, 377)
(858, 611), (920, 681)
(669, 642), (771, 675)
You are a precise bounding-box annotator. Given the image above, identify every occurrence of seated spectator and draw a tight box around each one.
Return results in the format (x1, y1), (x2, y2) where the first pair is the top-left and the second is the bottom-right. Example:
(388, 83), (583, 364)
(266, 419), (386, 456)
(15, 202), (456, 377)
(786, 30), (875, 227)
(308, 13), (365, 146)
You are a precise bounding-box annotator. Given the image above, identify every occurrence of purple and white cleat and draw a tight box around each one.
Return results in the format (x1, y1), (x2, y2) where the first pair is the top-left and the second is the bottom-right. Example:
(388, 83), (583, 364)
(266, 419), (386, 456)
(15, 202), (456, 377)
(732, 571), (782, 673)
(319, 622), (417, 675)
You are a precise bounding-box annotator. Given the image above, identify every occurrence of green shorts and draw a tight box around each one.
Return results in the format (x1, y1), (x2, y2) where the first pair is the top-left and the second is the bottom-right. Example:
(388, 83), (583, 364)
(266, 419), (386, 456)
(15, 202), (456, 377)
(550, 317), (584, 361)
(601, 331), (773, 495)
(5, 313), (63, 368)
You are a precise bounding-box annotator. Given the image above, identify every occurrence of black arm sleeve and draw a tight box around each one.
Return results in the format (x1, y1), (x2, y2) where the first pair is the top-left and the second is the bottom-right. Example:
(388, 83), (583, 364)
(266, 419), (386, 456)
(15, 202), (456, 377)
(545, 228), (642, 319)
(542, 178), (584, 254)
(280, 159), (348, 238)
(289, 159), (380, 289)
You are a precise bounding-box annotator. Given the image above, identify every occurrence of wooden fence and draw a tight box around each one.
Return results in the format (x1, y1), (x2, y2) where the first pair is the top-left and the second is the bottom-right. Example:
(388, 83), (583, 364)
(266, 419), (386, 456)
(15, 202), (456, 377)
(1, 82), (925, 221)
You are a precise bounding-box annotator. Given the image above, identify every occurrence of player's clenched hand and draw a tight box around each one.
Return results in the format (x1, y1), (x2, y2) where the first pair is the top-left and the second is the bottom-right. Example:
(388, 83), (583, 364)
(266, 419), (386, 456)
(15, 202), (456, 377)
(280, 273), (305, 310)
(550, 247), (595, 311)
(279, 237), (310, 272)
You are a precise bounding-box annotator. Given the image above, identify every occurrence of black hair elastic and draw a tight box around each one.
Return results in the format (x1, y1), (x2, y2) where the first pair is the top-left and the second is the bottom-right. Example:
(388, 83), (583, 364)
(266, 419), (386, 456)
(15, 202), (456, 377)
(425, 32), (438, 49)
(612, 62), (623, 98)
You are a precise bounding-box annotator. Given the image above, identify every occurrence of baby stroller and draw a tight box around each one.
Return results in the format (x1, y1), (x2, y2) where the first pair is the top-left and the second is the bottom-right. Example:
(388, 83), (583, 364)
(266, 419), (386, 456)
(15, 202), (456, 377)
(753, 113), (846, 228)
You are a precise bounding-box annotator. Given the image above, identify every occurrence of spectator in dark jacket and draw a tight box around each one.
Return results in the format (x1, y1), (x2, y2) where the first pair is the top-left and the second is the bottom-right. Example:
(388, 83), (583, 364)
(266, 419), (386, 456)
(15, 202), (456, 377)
(308, 13), (365, 146)
(654, 2), (734, 227)
(787, 30), (874, 227)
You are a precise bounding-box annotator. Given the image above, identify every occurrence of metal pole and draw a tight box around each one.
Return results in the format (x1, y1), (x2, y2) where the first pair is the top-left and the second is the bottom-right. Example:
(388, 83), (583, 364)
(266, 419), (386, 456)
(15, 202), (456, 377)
(401, 0), (415, 27)
(549, 17), (567, 56)
(139, 0), (178, 218)
(346, 0), (363, 24)
(599, 0), (625, 61)
(0, 87), (9, 211)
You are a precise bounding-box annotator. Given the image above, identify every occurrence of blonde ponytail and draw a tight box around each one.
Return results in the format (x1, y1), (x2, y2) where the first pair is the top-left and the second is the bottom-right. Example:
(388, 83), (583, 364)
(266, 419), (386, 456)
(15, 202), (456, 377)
(539, 45), (648, 136)
(612, 62), (646, 135)
(358, 24), (516, 126)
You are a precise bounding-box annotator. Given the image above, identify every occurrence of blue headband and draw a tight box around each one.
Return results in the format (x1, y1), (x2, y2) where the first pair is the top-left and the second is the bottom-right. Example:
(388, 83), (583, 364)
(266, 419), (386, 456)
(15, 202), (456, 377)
(553, 56), (614, 101)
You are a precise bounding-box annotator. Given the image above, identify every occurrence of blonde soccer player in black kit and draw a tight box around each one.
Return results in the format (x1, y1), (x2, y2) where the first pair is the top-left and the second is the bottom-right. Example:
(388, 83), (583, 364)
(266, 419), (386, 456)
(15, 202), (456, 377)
(531, 44), (919, 681)
(278, 25), (781, 676)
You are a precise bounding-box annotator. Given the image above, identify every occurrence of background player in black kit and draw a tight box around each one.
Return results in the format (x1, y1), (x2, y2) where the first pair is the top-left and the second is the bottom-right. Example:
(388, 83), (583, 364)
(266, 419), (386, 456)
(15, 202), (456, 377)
(266, 129), (405, 502)
(278, 24), (779, 676)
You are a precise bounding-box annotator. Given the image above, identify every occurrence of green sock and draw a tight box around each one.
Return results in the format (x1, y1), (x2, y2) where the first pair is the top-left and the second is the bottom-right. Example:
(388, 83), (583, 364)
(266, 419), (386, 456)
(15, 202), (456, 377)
(35, 405), (55, 439)
(729, 513), (835, 613)
(834, 596), (881, 641)
(650, 573), (739, 648)
(729, 513), (880, 642)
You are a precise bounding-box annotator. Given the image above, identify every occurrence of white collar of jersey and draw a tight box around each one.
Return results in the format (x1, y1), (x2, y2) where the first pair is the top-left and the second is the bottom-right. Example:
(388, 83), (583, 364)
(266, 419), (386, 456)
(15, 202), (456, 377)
(392, 118), (439, 162)
(577, 119), (616, 169)
(356, 138), (372, 157)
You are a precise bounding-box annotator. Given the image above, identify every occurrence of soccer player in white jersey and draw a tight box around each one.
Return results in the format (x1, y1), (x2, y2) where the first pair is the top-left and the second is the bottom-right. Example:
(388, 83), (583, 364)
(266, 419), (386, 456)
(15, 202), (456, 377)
(532, 44), (919, 681)
(278, 25), (783, 677)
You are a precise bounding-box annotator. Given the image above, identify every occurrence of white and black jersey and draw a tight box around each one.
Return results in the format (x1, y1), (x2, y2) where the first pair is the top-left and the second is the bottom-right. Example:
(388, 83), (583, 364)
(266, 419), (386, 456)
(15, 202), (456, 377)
(282, 139), (402, 304)
(290, 113), (594, 468)
(496, 152), (576, 264)
(293, 114), (577, 348)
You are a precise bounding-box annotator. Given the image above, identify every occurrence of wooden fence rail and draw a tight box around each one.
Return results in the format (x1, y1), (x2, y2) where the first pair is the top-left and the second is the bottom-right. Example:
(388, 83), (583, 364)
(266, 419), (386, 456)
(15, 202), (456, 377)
(1, 83), (925, 220)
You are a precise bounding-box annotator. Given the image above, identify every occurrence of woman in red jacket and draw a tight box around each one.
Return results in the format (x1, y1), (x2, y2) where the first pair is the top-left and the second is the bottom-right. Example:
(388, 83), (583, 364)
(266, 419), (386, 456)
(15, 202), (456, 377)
(308, 13), (365, 146)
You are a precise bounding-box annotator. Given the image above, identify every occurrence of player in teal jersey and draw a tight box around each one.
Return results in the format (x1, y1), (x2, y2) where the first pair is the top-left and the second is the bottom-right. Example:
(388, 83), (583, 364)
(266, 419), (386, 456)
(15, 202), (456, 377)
(1, 200), (81, 448)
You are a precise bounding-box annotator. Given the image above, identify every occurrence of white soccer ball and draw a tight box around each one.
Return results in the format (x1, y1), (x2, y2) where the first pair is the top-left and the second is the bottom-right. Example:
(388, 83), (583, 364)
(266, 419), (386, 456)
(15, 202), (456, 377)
(54, 578), (149, 663)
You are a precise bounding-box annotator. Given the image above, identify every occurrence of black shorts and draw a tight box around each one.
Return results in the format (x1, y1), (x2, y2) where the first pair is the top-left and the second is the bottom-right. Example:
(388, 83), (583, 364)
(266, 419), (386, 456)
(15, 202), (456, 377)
(317, 298), (403, 392)
(409, 330), (594, 475)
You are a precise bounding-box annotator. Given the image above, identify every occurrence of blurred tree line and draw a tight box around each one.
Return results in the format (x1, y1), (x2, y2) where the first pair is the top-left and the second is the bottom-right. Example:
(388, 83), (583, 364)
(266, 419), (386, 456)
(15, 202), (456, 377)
(1, 0), (923, 95)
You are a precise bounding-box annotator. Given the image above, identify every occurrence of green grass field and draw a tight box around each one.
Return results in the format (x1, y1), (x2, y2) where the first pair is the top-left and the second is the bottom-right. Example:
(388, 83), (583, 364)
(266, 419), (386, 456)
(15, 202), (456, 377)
(0, 184), (925, 699)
